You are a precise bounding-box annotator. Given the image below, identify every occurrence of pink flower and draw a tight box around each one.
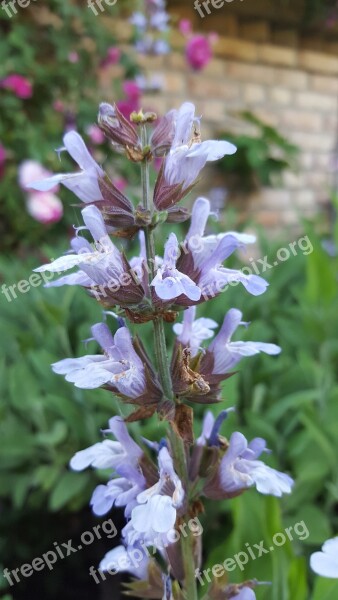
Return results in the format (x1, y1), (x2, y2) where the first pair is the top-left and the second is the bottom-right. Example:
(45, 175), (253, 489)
(68, 51), (79, 63)
(179, 19), (192, 36)
(123, 80), (141, 101)
(116, 99), (139, 120)
(1, 74), (32, 99)
(112, 177), (128, 192)
(86, 124), (105, 145)
(185, 35), (213, 71)
(26, 192), (63, 224)
(19, 160), (60, 194)
(53, 100), (65, 113)
(0, 143), (6, 179)
(100, 46), (121, 68)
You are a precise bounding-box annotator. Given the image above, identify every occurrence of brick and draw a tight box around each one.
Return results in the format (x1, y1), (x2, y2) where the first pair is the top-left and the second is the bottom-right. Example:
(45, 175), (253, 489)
(304, 172), (330, 189)
(299, 152), (315, 170)
(166, 52), (186, 71)
(281, 210), (300, 225)
(170, 30), (188, 50)
(187, 75), (240, 100)
(282, 109), (323, 132)
(310, 75), (338, 95)
(104, 17), (132, 41)
(299, 50), (338, 74)
(200, 14), (239, 37)
(273, 29), (298, 48)
(162, 72), (185, 94)
(275, 68), (308, 89)
(204, 58), (225, 76)
(289, 132), (333, 152)
(143, 96), (168, 117)
(260, 188), (291, 208)
(243, 83), (266, 104)
(214, 37), (259, 63)
(137, 54), (166, 70)
(258, 44), (297, 67)
(293, 189), (317, 207)
(239, 21), (271, 42)
(282, 171), (306, 189)
(295, 91), (337, 111)
(200, 101), (227, 123)
(255, 211), (281, 228)
(252, 110), (279, 127)
(226, 61), (274, 84)
(269, 87), (292, 105)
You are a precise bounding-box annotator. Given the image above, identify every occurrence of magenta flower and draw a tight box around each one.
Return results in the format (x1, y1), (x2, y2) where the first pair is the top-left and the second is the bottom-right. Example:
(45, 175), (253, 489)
(185, 35), (213, 71)
(1, 74), (32, 99)
(0, 143), (6, 178)
(100, 46), (121, 68)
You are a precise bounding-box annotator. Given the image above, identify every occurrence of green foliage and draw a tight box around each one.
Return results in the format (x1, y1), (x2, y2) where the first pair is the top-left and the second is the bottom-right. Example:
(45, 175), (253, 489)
(216, 111), (299, 191)
(0, 1), (139, 251)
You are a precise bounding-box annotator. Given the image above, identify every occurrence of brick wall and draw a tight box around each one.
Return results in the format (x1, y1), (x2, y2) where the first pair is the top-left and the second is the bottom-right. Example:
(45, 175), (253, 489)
(102, 16), (338, 233)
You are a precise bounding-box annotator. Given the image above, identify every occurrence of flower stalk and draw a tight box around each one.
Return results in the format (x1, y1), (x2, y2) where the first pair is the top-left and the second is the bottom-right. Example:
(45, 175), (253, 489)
(141, 127), (199, 600)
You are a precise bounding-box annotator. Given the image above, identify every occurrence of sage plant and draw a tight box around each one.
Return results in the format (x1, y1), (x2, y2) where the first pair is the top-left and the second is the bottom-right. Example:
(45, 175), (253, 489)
(32, 101), (294, 599)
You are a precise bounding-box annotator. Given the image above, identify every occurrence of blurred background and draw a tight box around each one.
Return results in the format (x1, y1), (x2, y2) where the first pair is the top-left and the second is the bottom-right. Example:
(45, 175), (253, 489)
(1, 0), (338, 598)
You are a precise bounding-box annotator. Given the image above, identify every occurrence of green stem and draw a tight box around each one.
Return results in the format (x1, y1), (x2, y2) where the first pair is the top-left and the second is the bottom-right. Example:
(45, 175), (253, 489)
(140, 126), (198, 600)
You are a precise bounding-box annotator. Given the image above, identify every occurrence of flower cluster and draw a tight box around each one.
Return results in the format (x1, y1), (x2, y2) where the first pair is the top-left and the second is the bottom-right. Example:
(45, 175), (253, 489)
(179, 19), (217, 71)
(33, 99), (294, 599)
(130, 0), (170, 56)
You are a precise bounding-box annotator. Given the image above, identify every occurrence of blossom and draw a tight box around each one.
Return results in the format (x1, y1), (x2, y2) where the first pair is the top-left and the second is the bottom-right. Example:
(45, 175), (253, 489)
(186, 197), (268, 296)
(1, 74), (32, 98)
(28, 131), (104, 203)
(86, 124), (105, 145)
(164, 103), (236, 190)
(18, 160), (59, 194)
(173, 306), (217, 356)
(208, 308), (281, 373)
(19, 160), (63, 224)
(100, 46), (121, 68)
(0, 143), (7, 178)
(219, 431), (293, 497)
(151, 233), (201, 302)
(52, 322), (145, 397)
(185, 35), (213, 71)
(34, 204), (124, 284)
(100, 544), (149, 579)
(235, 588), (256, 600)
(125, 446), (184, 546)
(70, 416), (146, 516)
(310, 538), (338, 578)
(26, 192), (63, 224)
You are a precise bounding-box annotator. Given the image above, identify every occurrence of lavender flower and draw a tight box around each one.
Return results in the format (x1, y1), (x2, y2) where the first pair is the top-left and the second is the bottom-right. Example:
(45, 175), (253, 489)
(34, 205), (127, 290)
(70, 416), (146, 516)
(164, 103), (236, 190)
(310, 538), (338, 578)
(173, 306), (217, 356)
(219, 431), (293, 497)
(29, 131), (104, 202)
(52, 322), (145, 396)
(125, 446), (184, 546)
(151, 233), (201, 301)
(100, 544), (149, 579)
(208, 308), (281, 373)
